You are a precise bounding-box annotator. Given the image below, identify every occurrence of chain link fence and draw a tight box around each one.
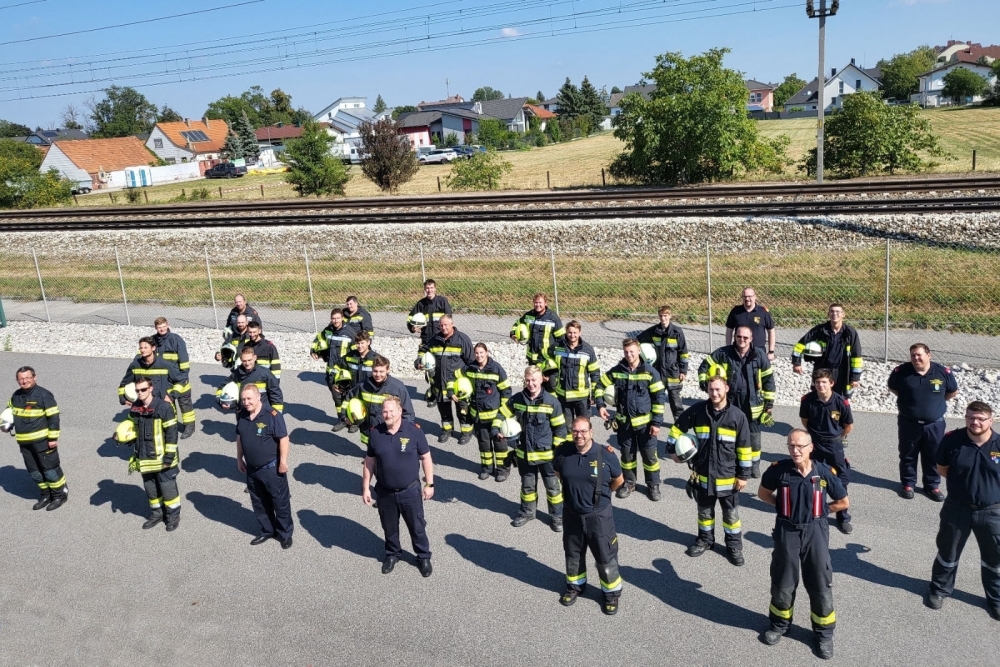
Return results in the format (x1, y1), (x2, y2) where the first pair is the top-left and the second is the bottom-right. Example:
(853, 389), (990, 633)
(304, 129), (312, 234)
(2, 235), (1000, 367)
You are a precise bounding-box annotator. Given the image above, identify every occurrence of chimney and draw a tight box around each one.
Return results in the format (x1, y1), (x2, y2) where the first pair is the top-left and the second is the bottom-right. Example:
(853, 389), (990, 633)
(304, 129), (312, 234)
(184, 118), (191, 128)
(851, 57), (856, 65)
(831, 67), (837, 77)
(203, 117), (211, 128)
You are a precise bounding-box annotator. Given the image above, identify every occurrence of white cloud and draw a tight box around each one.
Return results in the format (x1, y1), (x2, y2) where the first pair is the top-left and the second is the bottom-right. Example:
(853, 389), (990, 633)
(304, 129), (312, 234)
(500, 27), (520, 38)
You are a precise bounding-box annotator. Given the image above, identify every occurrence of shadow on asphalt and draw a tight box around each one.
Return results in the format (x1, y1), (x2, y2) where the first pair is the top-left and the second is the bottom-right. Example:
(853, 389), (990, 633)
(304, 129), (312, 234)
(183, 451), (243, 483)
(297, 509), (382, 560)
(615, 506), (690, 548)
(90, 479), (148, 517)
(445, 533), (563, 592)
(289, 427), (360, 458)
(435, 477), (520, 517)
(293, 462), (362, 496)
(186, 490), (256, 535)
(846, 466), (899, 492)
(198, 373), (229, 389)
(200, 419), (235, 438)
(283, 402), (333, 427)
(297, 371), (326, 385)
(97, 436), (131, 460)
(428, 443), (480, 475)
(0, 464), (38, 500)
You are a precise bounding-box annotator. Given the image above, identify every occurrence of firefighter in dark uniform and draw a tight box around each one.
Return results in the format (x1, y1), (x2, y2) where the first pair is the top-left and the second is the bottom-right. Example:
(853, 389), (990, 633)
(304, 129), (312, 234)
(554, 416), (625, 616)
(116, 376), (182, 531)
(926, 400), (1000, 621)
(236, 384), (293, 549)
(698, 325), (775, 478)
(5, 366), (68, 511)
(668, 375), (752, 566)
(759, 429), (848, 661)
(800, 368), (854, 534)
(552, 320), (600, 426)
(343, 295), (374, 338)
(246, 321), (281, 379)
(216, 314), (251, 369)
(495, 366), (567, 531)
(119, 337), (185, 407)
(725, 287), (776, 360)
(218, 347), (284, 412)
(597, 338), (666, 501)
(456, 343), (513, 480)
(637, 305), (690, 421)
(336, 331), (380, 433)
(152, 317), (196, 439)
(363, 395), (435, 577)
(510, 293), (565, 388)
(343, 356), (415, 449)
(226, 293), (262, 332)
(791, 303), (864, 398)
(407, 279), (452, 349)
(311, 309), (360, 432)
(418, 315), (474, 444)
(888, 343), (958, 501)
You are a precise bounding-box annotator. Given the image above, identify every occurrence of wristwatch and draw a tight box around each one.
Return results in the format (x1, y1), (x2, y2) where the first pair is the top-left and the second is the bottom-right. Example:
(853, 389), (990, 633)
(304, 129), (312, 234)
(424, 483), (435, 488)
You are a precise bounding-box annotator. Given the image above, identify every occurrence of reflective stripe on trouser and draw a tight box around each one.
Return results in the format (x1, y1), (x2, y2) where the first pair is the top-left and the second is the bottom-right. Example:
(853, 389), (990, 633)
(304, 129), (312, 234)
(142, 467), (180, 520)
(19, 445), (67, 497)
(812, 439), (851, 522)
(564, 504), (622, 597)
(617, 425), (660, 486)
(437, 401), (456, 432)
(695, 491), (742, 550)
(517, 458), (562, 518)
(769, 519), (836, 640)
(173, 392), (196, 426)
(475, 422), (507, 472)
(930, 500), (1000, 611)
(750, 429), (762, 463)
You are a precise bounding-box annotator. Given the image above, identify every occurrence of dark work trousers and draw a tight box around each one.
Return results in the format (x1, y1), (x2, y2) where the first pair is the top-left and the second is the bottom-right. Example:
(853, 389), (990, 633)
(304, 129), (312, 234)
(325, 375), (347, 425)
(20, 445), (67, 498)
(559, 397), (590, 431)
(665, 382), (684, 420)
(732, 391), (763, 464)
(930, 500), (1000, 614)
(376, 481), (431, 560)
(812, 438), (851, 523)
(564, 504), (623, 599)
(696, 490), (742, 550)
(517, 457), (563, 519)
(247, 461), (294, 540)
(141, 466), (180, 522)
(897, 417), (945, 489)
(474, 421), (508, 472)
(173, 391), (196, 432)
(617, 425), (660, 487)
(768, 519), (836, 640)
(437, 400), (457, 434)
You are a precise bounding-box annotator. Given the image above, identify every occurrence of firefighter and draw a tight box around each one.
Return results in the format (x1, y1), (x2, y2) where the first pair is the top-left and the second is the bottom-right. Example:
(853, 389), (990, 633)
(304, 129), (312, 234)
(246, 321), (281, 379)
(791, 303), (864, 398)
(343, 295), (374, 338)
(495, 366), (567, 531)
(418, 314), (474, 444)
(218, 347), (284, 413)
(310, 309), (360, 432)
(698, 325), (775, 478)
(668, 375), (752, 566)
(407, 279), (452, 348)
(596, 338), (666, 501)
(759, 429), (848, 661)
(226, 293), (262, 332)
(152, 317), (196, 439)
(554, 415), (625, 616)
(5, 366), (68, 511)
(637, 305), (690, 421)
(335, 331), (380, 434)
(725, 287), (776, 360)
(510, 294), (565, 387)
(456, 343), (513, 480)
(119, 337), (185, 407)
(800, 368), (854, 534)
(216, 314), (251, 369)
(342, 356), (415, 449)
(115, 376), (182, 531)
(552, 320), (601, 427)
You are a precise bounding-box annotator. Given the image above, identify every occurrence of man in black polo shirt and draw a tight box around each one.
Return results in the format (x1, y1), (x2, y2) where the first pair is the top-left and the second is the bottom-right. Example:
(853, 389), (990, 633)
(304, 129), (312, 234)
(725, 287), (776, 360)
(800, 368), (854, 534)
(236, 385), (293, 549)
(888, 343), (958, 501)
(363, 395), (434, 577)
(926, 401), (1000, 621)
(554, 416), (625, 616)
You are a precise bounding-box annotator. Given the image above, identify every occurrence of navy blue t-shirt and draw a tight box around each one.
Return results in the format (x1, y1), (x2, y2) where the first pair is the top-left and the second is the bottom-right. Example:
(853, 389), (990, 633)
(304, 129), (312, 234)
(726, 304), (774, 350)
(799, 390), (853, 440)
(366, 420), (430, 490)
(554, 442), (623, 514)
(887, 362), (958, 421)
(760, 459), (846, 524)
(936, 428), (1000, 507)
(236, 406), (288, 468)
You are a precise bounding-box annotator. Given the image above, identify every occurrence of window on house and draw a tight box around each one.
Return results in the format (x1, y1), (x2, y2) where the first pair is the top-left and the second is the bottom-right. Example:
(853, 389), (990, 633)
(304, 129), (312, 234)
(856, 80), (862, 90)
(165, 157), (176, 164)
(839, 81), (844, 94)
(831, 97), (838, 106)
(153, 139), (163, 149)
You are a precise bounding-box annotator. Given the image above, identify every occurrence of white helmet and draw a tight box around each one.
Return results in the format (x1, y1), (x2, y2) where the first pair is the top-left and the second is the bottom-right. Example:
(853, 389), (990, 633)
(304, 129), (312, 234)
(408, 312), (428, 328)
(603, 384), (616, 405)
(217, 381), (239, 405)
(0, 407), (14, 434)
(421, 351), (436, 371)
(115, 420), (137, 444)
(498, 417), (522, 439)
(123, 382), (138, 403)
(673, 433), (699, 462)
(803, 340), (824, 360)
(640, 342), (657, 364)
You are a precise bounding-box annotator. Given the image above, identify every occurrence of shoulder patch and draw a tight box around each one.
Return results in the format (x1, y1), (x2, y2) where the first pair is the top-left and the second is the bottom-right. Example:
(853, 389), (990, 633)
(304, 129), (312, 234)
(892, 365), (901, 373)
(843, 399), (850, 406)
(801, 393), (809, 401)
(270, 409), (278, 416)
(770, 461), (779, 467)
(945, 367), (952, 374)
(604, 445), (614, 453)
(762, 306), (769, 312)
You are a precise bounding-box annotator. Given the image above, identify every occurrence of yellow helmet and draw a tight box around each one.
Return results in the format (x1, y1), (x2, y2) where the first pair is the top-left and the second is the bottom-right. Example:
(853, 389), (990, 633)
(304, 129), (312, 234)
(115, 420), (137, 443)
(454, 376), (474, 401)
(512, 322), (530, 343)
(346, 397), (368, 423)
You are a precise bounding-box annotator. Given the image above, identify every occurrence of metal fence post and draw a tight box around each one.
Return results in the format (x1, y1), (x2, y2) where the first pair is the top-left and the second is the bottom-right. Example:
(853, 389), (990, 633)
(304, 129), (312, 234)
(31, 248), (50, 323)
(706, 241), (713, 350)
(205, 246), (219, 330)
(419, 242), (427, 283)
(304, 247), (318, 333)
(884, 238), (890, 363)
(550, 243), (560, 316)
(114, 245), (131, 326)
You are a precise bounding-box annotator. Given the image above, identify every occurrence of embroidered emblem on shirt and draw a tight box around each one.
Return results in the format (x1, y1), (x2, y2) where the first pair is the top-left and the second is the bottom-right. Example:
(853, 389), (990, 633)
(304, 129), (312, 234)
(830, 411), (840, 421)
(400, 437), (409, 452)
(930, 379), (944, 392)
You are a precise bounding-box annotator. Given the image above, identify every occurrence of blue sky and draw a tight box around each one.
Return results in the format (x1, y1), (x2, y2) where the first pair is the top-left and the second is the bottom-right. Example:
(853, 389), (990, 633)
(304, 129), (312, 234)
(0, 0), (990, 127)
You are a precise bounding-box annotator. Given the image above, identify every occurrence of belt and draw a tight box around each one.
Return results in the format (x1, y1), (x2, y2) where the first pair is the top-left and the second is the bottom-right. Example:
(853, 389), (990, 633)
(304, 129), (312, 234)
(905, 417), (943, 425)
(813, 436), (843, 444)
(947, 499), (1000, 511)
(777, 517), (824, 530)
(379, 479), (419, 494)
(248, 459), (278, 473)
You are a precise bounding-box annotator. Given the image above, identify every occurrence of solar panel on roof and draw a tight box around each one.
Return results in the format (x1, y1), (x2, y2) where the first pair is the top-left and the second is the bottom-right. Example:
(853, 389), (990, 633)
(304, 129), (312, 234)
(180, 130), (210, 142)
(43, 131), (58, 137)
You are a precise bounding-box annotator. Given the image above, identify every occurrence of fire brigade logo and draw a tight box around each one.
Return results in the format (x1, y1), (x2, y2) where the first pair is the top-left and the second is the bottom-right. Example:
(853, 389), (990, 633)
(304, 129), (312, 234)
(591, 460), (599, 477)
(753, 317), (761, 324)
(400, 437), (410, 452)
(991, 451), (1000, 464)
(930, 379), (944, 392)
(255, 422), (266, 435)
(831, 411), (840, 422)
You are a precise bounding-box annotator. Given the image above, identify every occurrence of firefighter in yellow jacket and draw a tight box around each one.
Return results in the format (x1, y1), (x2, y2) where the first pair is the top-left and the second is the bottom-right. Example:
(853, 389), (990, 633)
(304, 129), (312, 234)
(5, 366), (68, 511)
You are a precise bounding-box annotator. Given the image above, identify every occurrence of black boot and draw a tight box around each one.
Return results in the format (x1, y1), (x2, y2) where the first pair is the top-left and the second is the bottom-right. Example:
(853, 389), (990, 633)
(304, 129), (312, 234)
(32, 490), (51, 511)
(142, 514), (164, 530)
(46, 489), (68, 511)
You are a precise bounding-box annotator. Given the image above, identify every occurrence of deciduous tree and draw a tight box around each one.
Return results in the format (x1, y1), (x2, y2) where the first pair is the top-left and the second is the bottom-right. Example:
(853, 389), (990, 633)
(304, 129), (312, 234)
(358, 117), (419, 194)
(878, 46), (937, 102)
(941, 67), (989, 105)
(444, 150), (512, 191)
(773, 73), (807, 108)
(86, 86), (158, 137)
(0, 119), (32, 137)
(472, 86), (505, 101)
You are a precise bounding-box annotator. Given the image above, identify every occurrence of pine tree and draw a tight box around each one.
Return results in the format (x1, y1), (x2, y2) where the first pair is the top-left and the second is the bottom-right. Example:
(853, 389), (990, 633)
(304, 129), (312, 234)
(221, 132), (244, 161)
(556, 78), (582, 118)
(372, 94), (387, 113)
(536, 90), (546, 102)
(579, 76), (607, 132)
(233, 110), (260, 162)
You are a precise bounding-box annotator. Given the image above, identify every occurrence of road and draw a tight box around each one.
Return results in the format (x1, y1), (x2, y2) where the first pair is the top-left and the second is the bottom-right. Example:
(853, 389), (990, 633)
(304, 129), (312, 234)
(1, 351), (998, 666)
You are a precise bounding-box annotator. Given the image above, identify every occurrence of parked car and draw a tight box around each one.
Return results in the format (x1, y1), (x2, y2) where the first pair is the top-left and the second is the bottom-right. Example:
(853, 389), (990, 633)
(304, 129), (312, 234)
(418, 148), (459, 164)
(70, 180), (92, 195)
(416, 146), (436, 158)
(453, 146), (474, 159)
(204, 163), (247, 179)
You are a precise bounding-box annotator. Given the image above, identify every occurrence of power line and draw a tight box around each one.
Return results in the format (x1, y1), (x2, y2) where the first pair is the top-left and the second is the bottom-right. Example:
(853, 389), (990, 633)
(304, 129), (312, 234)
(0, 0), (47, 10)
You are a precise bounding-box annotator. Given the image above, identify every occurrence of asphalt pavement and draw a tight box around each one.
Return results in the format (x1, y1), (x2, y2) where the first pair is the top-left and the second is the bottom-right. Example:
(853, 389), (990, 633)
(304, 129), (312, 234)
(1, 351), (999, 666)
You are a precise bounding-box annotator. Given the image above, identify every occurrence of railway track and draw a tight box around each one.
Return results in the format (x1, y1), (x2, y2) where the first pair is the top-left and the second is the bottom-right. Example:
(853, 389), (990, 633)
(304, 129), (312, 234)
(1, 174), (999, 225)
(3, 194), (1000, 233)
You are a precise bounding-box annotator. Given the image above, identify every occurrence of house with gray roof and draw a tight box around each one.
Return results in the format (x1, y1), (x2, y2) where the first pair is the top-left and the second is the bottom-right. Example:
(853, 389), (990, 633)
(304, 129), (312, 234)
(783, 60), (882, 112)
(396, 109), (484, 148)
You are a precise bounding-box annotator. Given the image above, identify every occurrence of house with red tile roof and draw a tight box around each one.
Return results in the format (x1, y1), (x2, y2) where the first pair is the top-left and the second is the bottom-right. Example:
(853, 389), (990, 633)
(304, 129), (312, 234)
(38, 136), (158, 190)
(146, 118), (229, 164)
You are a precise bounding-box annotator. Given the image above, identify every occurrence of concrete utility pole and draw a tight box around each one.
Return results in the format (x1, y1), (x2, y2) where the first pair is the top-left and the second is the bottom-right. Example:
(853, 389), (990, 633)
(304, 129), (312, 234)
(807, 0), (839, 184)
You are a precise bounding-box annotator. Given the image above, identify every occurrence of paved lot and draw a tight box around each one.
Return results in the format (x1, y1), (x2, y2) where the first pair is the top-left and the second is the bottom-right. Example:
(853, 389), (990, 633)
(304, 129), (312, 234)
(1, 351), (999, 666)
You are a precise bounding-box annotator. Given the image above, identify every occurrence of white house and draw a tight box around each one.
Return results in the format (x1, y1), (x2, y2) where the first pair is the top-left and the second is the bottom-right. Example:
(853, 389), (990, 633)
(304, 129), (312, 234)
(146, 118), (229, 164)
(783, 61), (882, 112)
(911, 61), (996, 107)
